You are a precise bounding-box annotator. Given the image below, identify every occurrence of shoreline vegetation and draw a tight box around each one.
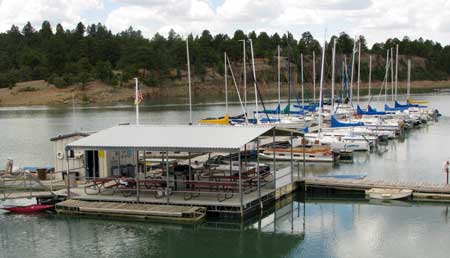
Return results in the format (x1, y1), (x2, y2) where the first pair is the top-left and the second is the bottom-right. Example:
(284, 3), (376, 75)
(1, 21), (450, 106)
(0, 79), (449, 106)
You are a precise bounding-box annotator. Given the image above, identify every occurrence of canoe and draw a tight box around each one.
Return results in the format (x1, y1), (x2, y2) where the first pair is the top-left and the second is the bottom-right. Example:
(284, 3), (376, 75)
(2, 204), (54, 213)
(365, 188), (412, 200)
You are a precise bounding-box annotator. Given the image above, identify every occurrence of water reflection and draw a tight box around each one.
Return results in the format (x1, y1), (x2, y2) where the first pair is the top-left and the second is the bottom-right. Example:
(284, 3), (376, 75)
(2, 192), (450, 258)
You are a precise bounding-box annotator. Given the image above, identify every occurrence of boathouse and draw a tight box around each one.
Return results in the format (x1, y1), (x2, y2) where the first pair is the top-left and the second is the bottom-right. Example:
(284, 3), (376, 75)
(62, 124), (303, 217)
(50, 132), (91, 179)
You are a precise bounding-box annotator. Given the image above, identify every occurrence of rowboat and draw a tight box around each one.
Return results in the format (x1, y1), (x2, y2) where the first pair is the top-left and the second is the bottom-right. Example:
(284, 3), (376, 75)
(1, 204), (54, 213)
(365, 188), (412, 200)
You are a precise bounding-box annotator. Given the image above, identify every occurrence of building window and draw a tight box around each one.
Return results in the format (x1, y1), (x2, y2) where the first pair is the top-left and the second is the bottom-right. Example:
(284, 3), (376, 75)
(68, 150), (75, 159)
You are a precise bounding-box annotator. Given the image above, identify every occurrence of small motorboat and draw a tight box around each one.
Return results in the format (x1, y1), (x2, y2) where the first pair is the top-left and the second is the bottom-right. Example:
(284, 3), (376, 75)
(1, 204), (54, 213)
(366, 188), (412, 200)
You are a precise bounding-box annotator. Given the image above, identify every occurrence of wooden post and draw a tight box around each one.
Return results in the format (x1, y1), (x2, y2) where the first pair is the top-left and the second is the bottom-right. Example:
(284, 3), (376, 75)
(229, 152), (232, 175)
(166, 151), (170, 203)
(93, 150), (96, 180)
(238, 151), (243, 218)
(65, 150), (71, 199)
(136, 149), (140, 202)
(188, 152), (192, 182)
(290, 132), (294, 184)
(256, 138), (261, 209)
(272, 129), (276, 188)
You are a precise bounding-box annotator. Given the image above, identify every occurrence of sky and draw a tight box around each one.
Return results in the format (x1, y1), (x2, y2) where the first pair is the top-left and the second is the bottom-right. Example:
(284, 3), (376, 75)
(0, 0), (449, 46)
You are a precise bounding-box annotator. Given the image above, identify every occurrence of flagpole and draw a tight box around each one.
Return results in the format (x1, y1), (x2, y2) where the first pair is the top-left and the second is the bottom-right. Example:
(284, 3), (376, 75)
(186, 38), (193, 125)
(134, 77), (139, 125)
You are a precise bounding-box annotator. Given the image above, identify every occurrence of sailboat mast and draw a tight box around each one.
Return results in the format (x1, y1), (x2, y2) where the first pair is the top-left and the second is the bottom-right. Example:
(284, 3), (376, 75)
(312, 51), (316, 103)
(384, 50), (389, 102)
(288, 56), (291, 115)
(350, 36), (356, 104)
(391, 47), (394, 102)
(249, 39), (258, 122)
(407, 59), (411, 99)
(225, 52), (228, 116)
(368, 55), (372, 101)
(277, 45), (281, 119)
(186, 39), (192, 125)
(331, 38), (336, 113)
(318, 38), (326, 134)
(357, 39), (361, 104)
(395, 44), (399, 101)
(301, 53), (305, 108)
(241, 40), (247, 116)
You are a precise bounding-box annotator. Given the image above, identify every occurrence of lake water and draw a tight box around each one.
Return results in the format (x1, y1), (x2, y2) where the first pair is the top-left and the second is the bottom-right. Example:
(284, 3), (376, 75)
(1, 194), (450, 258)
(1, 93), (449, 183)
(1, 93), (450, 258)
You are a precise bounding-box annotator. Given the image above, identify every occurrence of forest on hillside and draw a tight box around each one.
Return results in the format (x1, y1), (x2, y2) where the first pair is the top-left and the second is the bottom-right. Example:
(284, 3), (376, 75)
(0, 21), (449, 89)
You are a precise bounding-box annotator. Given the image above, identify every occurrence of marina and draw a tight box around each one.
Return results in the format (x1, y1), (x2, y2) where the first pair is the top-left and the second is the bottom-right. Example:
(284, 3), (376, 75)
(1, 14), (450, 256)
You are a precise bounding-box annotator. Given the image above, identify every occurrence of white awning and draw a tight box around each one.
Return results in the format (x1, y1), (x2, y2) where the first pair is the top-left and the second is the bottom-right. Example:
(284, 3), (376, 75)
(67, 124), (274, 152)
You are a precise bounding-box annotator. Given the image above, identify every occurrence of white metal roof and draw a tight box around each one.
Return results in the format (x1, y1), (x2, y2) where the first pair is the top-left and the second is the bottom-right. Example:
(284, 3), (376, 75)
(66, 124), (274, 152)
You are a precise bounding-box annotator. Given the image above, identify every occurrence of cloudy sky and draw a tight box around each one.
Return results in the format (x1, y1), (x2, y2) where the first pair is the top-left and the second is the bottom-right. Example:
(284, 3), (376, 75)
(0, 0), (449, 46)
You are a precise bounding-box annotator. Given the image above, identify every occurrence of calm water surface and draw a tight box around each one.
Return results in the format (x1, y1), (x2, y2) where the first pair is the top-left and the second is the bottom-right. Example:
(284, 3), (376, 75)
(1, 195), (450, 258)
(1, 93), (450, 183)
(1, 93), (450, 258)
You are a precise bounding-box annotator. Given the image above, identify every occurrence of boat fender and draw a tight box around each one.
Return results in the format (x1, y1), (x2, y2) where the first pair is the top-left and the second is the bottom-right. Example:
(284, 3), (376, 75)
(57, 151), (64, 160)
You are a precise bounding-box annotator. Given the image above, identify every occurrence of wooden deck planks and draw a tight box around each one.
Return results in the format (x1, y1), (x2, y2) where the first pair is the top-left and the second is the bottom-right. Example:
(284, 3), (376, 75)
(55, 199), (206, 221)
(302, 176), (450, 194)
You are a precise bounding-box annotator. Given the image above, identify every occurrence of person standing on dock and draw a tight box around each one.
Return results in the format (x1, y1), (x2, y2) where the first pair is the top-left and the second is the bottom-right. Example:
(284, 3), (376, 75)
(5, 158), (13, 174)
(443, 159), (450, 184)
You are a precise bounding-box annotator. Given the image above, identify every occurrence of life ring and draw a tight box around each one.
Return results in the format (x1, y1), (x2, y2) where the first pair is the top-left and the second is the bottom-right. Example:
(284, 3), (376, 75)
(57, 151), (64, 160)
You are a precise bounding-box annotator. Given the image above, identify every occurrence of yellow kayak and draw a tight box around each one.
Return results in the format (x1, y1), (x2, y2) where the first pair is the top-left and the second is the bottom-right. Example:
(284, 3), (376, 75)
(407, 98), (428, 105)
(199, 115), (229, 125)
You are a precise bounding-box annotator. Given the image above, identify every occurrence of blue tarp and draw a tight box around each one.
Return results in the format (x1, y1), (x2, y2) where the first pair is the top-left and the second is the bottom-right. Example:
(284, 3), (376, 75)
(331, 116), (364, 128)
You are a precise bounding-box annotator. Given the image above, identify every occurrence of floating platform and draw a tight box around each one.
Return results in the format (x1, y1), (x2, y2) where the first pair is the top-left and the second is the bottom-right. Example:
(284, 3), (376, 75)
(55, 199), (206, 223)
(300, 176), (450, 202)
(0, 191), (54, 200)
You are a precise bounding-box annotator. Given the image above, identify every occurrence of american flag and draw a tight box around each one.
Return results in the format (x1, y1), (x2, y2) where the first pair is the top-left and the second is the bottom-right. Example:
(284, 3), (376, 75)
(135, 84), (143, 105)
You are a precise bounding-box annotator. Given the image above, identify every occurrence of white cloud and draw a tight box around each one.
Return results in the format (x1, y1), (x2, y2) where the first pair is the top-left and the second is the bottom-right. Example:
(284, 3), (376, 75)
(1, 0), (450, 46)
(0, 0), (102, 32)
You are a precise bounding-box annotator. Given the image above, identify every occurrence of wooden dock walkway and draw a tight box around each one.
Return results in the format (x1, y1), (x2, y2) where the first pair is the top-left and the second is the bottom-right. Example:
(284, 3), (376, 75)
(56, 199), (206, 223)
(299, 176), (450, 201)
(0, 191), (54, 200)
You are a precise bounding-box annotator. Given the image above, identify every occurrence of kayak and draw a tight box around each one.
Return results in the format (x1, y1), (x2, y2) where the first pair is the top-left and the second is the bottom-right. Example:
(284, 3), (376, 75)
(1, 204), (53, 213)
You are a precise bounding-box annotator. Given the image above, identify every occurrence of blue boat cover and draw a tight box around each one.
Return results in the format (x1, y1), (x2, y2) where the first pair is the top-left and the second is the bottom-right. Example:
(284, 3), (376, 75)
(384, 104), (407, 111)
(256, 104), (280, 114)
(357, 105), (387, 115)
(282, 105), (305, 115)
(368, 105), (377, 112)
(395, 101), (427, 108)
(331, 116), (364, 128)
(293, 104), (317, 112)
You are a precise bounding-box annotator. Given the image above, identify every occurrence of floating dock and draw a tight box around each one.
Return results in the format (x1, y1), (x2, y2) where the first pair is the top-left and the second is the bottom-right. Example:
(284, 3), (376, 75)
(300, 176), (450, 201)
(55, 199), (206, 223)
